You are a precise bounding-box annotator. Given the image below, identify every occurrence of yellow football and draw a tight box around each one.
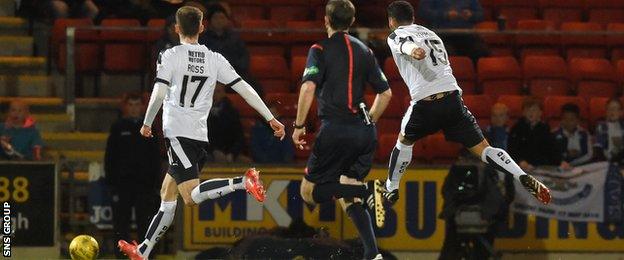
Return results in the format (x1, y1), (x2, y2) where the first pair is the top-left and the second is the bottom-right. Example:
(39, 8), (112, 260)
(69, 235), (99, 260)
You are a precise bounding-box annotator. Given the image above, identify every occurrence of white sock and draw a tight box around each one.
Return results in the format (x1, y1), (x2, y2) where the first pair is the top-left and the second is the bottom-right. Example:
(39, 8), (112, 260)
(138, 200), (176, 258)
(386, 140), (413, 191)
(191, 177), (245, 204)
(481, 146), (526, 181)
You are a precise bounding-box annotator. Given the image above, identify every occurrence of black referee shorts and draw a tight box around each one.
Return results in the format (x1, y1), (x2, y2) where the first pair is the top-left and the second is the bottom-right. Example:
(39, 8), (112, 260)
(401, 91), (484, 148)
(305, 119), (377, 184)
(165, 137), (209, 184)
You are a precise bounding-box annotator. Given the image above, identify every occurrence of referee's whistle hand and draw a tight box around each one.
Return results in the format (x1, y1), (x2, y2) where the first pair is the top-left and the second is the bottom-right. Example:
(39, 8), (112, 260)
(140, 125), (153, 138)
(269, 118), (286, 141)
(292, 128), (307, 150)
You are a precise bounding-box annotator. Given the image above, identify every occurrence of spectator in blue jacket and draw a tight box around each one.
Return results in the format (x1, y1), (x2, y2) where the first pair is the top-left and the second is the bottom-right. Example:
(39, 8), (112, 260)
(250, 102), (294, 164)
(483, 103), (509, 150)
(418, 0), (489, 60)
(595, 98), (624, 161)
(554, 103), (592, 169)
(0, 100), (43, 161)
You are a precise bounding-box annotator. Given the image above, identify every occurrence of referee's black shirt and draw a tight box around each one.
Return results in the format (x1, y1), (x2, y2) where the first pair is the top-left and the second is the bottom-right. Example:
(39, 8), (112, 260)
(302, 32), (389, 122)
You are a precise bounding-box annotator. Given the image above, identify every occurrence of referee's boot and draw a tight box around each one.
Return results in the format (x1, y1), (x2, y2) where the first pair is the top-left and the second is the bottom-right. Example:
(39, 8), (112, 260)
(365, 179), (386, 228)
(244, 168), (266, 202)
(117, 240), (144, 260)
(519, 174), (552, 204)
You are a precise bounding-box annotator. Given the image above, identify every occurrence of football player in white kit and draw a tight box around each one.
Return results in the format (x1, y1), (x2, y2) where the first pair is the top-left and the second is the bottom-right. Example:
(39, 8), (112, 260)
(117, 6), (285, 260)
(382, 1), (551, 205)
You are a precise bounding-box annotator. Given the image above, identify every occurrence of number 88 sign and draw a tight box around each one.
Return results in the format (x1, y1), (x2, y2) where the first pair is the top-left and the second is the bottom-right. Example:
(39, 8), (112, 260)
(0, 176), (29, 203)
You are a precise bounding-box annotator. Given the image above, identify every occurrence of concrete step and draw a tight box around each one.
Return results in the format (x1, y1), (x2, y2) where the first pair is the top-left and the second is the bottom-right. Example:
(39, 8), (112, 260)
(0, 16), (27, 35)
(0, 36), (33, 56)
(0, 56), (46, 74)
(0, 74), (52, 97)
(0, 1), (15, 17)
(42, 132), (107, 151)
(46, 149), (104, 162)
(34, 113), (73, 132)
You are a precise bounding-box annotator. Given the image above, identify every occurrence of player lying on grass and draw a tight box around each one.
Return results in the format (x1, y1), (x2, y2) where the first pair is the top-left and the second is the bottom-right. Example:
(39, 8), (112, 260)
(382, 1), (551, 206)
(117, 6), (285, 260)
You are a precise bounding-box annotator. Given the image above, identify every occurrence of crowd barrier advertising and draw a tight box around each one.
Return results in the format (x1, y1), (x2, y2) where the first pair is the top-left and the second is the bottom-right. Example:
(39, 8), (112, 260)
(183, 167), (624, 251)
(0, 162), (57, 248)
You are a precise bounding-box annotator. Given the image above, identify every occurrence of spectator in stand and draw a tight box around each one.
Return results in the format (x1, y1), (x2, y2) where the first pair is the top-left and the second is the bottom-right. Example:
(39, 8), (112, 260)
(483, 103), (509, 150)
(508, 97), (560, 170)
(199, 5), (261, 95)
(155, 15), (179, 53)
(250, 102), (295, 164)
(595, 98), (624, 161)
(418, 0), (489, 60)
(49, 0), (99, 19)
(207, 86), (249, 163)
(0, 101), (43, 161)
(104, 93), (161, 258)
(553, 103), (592, 169)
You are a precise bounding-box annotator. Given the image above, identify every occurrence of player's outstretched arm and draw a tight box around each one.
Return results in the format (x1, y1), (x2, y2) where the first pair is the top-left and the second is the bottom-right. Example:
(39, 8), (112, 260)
(369, 88), (392, 123)
(141, 82), (167, 137)
(292, 81), (316, 150)
(230, 80), (285, 140)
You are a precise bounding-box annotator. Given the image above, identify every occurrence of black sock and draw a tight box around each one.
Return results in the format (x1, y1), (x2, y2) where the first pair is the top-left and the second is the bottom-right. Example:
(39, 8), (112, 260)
(346, 203), (379, 259)
(312, 182), (369, 203)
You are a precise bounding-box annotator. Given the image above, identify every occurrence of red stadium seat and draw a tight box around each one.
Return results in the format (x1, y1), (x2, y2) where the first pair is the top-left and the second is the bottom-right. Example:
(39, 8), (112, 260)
(449, 56), (476, 94)
(388, 80), (410, 101)
(561, 22), (607, 60)
(462, 95), (494, 121)
(589, 97), (609, 128)
(270, 6), (312, 23)
(248, 45), (285, 56)
(497, 95), (526, 120)
(265, 93), (298, 117)
(383, 57), (401, 81)
(497, 8), (539, 29)
(543, 96), (588, 120)
(286, 20), (325, 42)
(146, 19), (165, 41)
(230, 5), (266, 22)
(477, 57), (523, 98)
(250, 55), (289, 80)
(101, 19), (145, 73)
(475, 22), (514, 56)
(52, 19), (99, 73)
(607, 23), (624, 63)
(259, 79), (291, 94)
(239, 20), (284, 43)
(515, 20), (559, 59)
(227, 94), (257, 117)
(617, 60), (624, 84)
(291, 55), (307, 87)
(291, 45), (311, 57)
(376, 134), (427, 163)
(522, 56), (570, 97)
(424, 133), (463, 163)
(568, 58), (617, 99)
(589, 9), (624, 28)
(376, 118), (402, 135)
(365, 95), (404, 118)
(539, 0), (584, 26)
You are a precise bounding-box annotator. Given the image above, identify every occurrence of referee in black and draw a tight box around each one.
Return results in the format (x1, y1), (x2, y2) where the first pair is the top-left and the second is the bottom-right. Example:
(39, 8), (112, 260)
(291, 1), (392, 259)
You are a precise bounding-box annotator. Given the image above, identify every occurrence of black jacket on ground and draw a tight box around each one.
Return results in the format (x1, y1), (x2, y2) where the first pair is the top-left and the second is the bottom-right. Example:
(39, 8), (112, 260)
(508, 117), (561, 166)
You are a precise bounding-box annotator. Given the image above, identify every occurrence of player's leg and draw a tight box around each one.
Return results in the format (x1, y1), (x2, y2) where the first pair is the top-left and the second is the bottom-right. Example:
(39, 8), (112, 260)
(468, 139), (551, 204)
(385, 102), (434, 204)
(119, 174), (179, 260)
(185, 168), (265, 205)
(339, 196), (381, 260)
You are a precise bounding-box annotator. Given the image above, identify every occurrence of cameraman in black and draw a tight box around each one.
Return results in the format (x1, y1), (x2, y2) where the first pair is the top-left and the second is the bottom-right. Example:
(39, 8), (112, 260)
(439, 163), (514, 260)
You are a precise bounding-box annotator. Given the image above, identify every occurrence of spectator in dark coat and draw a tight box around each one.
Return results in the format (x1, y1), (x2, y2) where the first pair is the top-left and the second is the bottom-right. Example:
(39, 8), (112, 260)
(104, 93), (161, 258)
(250, 102), (294, 164)
(553, 103), (592, 169)
(508, 97), (560, 170)
(207, 86), (249, 163)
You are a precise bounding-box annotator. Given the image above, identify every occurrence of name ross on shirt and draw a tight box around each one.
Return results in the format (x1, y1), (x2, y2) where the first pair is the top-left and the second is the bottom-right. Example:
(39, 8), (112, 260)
(187, 50), (205, 74)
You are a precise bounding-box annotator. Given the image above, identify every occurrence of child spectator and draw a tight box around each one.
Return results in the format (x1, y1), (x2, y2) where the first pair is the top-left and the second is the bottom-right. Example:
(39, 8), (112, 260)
(0, 100), (43, 161)
(553, 103), (592, 169)
(595, 98), (624, 161)
(508, 97), (560, 170)
(483, 103), (509, 149)
(250, 102), (294, 164)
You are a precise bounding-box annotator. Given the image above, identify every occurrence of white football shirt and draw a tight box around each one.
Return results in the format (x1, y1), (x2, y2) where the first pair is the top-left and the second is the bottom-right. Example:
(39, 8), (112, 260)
(387, 24), (461, 103)
(156, 43), (241, 142)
